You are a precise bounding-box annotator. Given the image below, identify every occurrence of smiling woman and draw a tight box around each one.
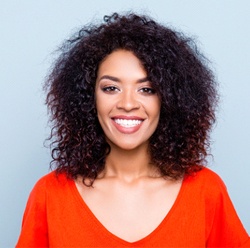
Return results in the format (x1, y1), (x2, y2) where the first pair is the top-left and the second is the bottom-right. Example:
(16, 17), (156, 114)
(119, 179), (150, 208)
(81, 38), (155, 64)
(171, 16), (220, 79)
(16, 12), (250, 247)
(95, 49), (161, 150)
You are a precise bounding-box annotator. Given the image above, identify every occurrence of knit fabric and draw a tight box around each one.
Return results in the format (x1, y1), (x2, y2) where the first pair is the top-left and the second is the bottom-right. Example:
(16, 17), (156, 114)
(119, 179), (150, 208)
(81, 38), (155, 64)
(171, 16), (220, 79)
(16, 167), (250, 247)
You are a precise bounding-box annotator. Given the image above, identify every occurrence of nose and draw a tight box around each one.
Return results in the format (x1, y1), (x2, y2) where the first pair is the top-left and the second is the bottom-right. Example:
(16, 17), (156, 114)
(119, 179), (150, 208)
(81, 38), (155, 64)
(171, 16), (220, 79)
(116, 90), (140, 111)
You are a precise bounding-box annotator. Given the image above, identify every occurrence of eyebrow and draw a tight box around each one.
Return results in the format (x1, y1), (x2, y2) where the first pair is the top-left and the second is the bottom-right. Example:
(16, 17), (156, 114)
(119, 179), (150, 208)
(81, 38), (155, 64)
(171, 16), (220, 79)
(98, 75), (150, 83)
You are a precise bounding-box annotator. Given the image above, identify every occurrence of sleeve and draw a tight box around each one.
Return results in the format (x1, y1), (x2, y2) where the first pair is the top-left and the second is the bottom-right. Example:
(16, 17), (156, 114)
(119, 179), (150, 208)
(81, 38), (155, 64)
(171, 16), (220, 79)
(16, 177), (49, 248)
(206, 176), (250, 247)
(242, 238), (250, 248)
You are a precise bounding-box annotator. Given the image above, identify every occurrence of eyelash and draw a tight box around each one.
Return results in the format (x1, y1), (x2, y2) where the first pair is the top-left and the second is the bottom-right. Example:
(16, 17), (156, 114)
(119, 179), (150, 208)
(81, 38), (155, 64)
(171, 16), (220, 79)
(101, 86), (119, 92)
(101, 86), (156, 95)
(139, 87), (156, 94)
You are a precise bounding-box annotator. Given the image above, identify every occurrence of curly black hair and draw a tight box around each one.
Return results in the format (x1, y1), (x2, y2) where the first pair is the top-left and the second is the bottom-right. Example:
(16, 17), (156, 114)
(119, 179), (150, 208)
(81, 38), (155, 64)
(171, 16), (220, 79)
(45, 12), (218, 184)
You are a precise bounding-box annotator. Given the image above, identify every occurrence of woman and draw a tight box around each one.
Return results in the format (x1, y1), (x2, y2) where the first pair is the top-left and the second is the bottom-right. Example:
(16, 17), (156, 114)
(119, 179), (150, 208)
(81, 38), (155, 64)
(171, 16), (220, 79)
(16, 13), (249, 247)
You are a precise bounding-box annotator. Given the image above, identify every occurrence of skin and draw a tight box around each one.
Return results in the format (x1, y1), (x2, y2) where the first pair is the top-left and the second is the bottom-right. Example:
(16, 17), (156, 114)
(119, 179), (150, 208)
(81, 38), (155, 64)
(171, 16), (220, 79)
(95, 49), (161, 153)
(75, 50), (183, 242)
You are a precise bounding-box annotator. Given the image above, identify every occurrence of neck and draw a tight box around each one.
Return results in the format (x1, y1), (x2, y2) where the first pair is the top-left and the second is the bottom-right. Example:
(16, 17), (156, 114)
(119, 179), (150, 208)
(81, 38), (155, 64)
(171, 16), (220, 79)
(100, 143), (159, 182)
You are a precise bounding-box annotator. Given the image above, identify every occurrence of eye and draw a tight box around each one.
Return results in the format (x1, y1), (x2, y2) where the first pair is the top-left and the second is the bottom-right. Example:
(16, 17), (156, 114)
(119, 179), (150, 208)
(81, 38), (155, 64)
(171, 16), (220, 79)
(101, 86), (120, 93)
(139, 87), (156, 95)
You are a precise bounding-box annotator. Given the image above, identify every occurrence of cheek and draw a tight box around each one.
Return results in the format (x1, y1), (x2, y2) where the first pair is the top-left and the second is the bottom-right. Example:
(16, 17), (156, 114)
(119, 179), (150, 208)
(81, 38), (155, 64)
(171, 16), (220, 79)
(95, 93), (104, 115)
(149, 98), (161, 118)
(152, 104), (161, 129)
(95, 97), (102, 120)
(96, 103), (104, 120)
(95, 98), (109, 128)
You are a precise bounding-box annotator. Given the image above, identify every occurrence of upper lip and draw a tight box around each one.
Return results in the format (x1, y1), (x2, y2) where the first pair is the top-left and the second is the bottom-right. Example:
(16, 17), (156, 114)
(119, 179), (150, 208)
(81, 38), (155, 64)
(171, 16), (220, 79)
(111, 115), (145, 120)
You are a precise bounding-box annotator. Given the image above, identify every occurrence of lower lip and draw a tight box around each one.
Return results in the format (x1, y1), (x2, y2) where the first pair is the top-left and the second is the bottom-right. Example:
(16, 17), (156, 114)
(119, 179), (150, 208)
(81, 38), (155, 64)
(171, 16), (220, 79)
(112, 119), (143, 134)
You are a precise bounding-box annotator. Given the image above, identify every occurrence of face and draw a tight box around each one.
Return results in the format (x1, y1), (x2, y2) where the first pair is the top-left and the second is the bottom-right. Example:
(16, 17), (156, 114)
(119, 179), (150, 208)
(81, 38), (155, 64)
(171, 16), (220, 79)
(95, 49), (161, 151)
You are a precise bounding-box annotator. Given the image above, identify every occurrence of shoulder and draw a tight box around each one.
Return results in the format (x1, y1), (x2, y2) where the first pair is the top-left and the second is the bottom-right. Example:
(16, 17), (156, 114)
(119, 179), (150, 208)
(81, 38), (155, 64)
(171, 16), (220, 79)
(187, 167), (225, 185)
(29, 171), (71, 198)
(191, 169), (250, 246)
(184, 167), (228, 197)
(23, 171), (75, 216)
(35, 170), (69, 185)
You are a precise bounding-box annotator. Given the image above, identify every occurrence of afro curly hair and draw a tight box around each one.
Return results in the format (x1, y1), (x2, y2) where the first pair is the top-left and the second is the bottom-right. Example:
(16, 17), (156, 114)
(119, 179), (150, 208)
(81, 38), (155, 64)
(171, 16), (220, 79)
(45, 12), (218, 185)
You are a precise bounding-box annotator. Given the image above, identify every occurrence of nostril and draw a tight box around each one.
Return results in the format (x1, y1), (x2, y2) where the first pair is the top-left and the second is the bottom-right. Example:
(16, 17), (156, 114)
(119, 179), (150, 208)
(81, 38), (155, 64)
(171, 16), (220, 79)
(116, 98), (140, 110)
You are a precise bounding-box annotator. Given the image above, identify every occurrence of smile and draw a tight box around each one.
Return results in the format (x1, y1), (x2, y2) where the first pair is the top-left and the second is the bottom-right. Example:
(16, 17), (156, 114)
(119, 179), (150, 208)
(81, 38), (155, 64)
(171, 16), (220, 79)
(114, 119), (143, 128)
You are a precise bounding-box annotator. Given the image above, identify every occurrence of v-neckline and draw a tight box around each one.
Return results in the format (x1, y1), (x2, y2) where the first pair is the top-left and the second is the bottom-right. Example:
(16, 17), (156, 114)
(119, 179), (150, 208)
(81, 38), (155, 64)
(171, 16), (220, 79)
(70, 175), (187, 245)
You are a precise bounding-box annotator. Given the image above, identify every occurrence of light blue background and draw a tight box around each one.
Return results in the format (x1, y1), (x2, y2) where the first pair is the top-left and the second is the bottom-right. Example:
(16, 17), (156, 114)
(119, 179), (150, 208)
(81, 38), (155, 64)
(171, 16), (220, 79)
(1, 1), (249, 246)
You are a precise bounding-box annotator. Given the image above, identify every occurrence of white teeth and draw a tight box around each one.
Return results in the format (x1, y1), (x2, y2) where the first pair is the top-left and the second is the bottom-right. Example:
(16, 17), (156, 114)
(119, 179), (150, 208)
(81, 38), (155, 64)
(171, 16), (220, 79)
(114, 119), (142, 127)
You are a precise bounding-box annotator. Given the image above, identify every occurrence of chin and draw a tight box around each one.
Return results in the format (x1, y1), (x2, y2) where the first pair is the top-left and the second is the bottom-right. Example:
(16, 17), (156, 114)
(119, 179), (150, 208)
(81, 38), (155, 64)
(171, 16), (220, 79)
(108, 139), (149, 152)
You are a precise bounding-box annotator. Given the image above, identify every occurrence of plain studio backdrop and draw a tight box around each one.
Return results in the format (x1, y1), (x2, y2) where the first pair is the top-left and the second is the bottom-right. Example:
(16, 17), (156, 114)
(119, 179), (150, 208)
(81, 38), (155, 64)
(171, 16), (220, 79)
(0, 0), (249, 246)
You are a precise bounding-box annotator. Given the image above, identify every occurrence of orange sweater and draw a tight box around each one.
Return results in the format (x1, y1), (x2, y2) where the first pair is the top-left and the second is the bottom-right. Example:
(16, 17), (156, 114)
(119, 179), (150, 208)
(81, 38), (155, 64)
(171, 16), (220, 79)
(16, 168), (250, 247)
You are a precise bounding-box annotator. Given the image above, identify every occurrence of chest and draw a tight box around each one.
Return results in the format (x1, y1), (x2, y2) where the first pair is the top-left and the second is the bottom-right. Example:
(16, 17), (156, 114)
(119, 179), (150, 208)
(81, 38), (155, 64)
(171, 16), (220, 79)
(75, 179), (183, 243)
(45, 177), (213, 247)
(47, 183), (207, 247)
